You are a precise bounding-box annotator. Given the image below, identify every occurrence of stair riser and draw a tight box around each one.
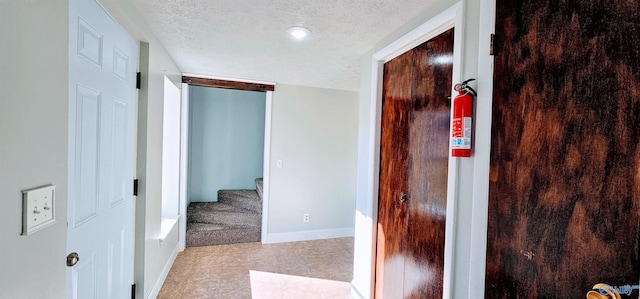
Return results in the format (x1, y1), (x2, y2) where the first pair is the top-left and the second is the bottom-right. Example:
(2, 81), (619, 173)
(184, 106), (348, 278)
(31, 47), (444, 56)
(255, 178), (264, 200)
(220, 197), (261, 213)
(186, 227), (261, 247)
(188, 212), (261, 227)
(218, 190), (262, 213)
(217, 190), (259, 200)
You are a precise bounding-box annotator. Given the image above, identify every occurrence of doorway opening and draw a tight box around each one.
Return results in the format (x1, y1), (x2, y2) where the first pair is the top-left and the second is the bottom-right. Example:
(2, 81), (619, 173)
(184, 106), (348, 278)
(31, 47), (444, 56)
(354, 3), (464, 298)
(179, 75), (275, 247)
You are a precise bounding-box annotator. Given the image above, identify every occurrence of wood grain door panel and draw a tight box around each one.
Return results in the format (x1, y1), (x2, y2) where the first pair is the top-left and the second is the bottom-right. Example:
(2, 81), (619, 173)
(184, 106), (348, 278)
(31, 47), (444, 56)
(376, 48), (412, 299)
(376, 28), (454, 299)
(404, 30), (453, 299)
(486, 1), (640, 298)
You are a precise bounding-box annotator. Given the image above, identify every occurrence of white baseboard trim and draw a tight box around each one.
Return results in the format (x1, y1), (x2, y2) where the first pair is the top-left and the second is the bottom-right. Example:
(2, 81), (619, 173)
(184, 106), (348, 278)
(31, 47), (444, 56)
(264, 227), (354, 244)
(351, 284), (367, 299)
(147, 241), (180, 299)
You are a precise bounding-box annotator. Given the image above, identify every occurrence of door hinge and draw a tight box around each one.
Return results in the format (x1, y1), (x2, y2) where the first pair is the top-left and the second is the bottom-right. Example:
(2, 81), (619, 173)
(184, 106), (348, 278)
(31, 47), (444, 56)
(133, 179), (139, 196)
(136, 72), (141, 89)
(131, 283), (136, 299)
(490, 34), (495, 56)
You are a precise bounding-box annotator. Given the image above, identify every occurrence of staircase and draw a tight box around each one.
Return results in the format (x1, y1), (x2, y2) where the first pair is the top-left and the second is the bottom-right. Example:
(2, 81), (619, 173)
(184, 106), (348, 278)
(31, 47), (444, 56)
(186, 178), (264, 247)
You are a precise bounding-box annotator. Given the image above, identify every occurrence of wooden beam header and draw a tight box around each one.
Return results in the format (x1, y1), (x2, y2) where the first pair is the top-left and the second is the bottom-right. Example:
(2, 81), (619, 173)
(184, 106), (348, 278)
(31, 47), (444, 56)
(182, 76), (275, 92)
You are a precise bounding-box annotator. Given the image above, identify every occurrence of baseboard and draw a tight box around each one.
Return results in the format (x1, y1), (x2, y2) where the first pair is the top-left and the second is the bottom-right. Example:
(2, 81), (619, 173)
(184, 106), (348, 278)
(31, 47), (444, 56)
(147, 240), (180, 299)
(351, 283), (367, 299)
(264, 227), (354, 244)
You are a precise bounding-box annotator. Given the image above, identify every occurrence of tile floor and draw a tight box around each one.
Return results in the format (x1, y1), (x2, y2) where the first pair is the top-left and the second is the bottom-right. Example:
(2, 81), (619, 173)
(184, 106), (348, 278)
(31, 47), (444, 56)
(157, 237), (354, 299)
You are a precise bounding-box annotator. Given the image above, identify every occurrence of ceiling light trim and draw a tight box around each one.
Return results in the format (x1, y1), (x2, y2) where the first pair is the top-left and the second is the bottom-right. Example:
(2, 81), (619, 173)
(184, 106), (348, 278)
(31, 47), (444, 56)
(286, 26), (312, 40)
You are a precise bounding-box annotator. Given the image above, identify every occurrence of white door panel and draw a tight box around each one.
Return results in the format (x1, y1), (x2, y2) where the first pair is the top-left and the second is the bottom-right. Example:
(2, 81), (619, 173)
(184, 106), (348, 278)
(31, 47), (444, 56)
(68, 0), (137, 298)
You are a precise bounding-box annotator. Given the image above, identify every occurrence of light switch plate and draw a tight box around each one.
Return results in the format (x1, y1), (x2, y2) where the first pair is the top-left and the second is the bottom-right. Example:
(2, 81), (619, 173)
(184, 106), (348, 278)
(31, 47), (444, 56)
(21, 185), (57, 236)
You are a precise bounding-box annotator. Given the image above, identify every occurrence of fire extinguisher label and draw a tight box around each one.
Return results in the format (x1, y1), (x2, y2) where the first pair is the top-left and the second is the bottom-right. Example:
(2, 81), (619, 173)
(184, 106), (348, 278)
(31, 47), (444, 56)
(451, 117), (472, 149)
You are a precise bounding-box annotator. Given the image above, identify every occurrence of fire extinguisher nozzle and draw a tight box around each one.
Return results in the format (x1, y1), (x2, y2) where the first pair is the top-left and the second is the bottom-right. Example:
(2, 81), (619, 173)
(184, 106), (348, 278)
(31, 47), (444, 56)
(462, 78), (476, 85)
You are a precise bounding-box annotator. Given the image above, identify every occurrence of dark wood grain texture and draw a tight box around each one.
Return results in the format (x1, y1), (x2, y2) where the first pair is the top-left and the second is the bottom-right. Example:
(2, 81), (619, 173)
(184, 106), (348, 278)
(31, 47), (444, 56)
(182, 76), (275, 92)
(376, 49), (412, 299)
(376, 28), (454, 298)
(486, 0), (640, 298)
(404, 29), (454, 299)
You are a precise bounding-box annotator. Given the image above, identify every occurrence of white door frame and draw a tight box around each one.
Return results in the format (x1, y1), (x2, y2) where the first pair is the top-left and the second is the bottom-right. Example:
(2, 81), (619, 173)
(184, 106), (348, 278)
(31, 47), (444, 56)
(178, 83), (189, 250)
(467, 0), (496, 296)
(362, 3), (464, 298)
(260, 91), (273, 243)
(178, 74), (274, 248)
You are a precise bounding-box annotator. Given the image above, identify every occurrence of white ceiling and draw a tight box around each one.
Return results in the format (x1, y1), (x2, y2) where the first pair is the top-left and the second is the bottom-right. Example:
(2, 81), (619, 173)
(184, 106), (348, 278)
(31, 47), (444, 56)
(132, 0), (439, 91)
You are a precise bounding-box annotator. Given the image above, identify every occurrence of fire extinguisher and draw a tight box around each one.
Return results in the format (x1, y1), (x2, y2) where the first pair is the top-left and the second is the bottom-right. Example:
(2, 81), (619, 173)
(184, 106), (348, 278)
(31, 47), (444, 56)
(451, 78), (476, 157)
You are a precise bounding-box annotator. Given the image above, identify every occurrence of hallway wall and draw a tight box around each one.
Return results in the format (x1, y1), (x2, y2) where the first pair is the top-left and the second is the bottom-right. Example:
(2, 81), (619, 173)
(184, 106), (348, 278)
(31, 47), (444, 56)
(267, 84), (359, 242)
(0, 2), (68, 298)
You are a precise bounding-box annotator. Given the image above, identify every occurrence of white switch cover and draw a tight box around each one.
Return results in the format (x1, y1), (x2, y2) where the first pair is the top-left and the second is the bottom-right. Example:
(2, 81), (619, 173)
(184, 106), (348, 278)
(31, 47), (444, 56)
(276, 159), (283, 168)
(22, 185), (56, 236)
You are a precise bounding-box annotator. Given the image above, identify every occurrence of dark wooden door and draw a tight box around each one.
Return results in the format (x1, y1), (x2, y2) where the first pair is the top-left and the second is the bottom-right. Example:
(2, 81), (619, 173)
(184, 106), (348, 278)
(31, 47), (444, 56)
(486, 0), (640, 298)
(376, 28), (454, 299)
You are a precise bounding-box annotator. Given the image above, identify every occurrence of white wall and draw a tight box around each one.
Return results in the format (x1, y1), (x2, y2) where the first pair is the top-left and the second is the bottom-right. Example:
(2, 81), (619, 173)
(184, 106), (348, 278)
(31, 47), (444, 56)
(352, 0), (493, 298)
(137, 41), (182, 299)
(188, 86), (266, 203)
(162, 76), (182, 218)
(137, 42), (182, 299)
(266, 84), (359, 242)
(0, 1), (68, 298)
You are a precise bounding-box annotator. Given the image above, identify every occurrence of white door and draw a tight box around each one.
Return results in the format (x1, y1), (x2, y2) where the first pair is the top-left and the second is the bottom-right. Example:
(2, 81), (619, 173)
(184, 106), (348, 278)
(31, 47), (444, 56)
(67, 0), (137, 298)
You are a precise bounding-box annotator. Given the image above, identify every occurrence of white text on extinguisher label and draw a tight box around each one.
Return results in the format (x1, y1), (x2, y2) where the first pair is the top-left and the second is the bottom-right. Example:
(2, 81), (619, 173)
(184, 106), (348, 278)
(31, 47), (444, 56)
(451, 117), (472, 149)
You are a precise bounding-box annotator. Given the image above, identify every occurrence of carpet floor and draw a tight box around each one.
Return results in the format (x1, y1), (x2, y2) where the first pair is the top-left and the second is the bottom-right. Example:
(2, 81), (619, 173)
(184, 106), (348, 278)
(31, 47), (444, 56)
(158, 237), (354, 299)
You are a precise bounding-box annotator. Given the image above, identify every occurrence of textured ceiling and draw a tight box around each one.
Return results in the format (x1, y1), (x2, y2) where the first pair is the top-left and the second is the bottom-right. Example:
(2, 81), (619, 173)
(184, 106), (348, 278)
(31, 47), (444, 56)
(132, 0), (439, 91)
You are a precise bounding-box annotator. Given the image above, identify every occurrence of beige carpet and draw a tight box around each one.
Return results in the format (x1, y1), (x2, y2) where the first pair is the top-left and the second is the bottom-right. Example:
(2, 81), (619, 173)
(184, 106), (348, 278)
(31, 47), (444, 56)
(249, 271), (352, 299)
(158, 237), (354, 298)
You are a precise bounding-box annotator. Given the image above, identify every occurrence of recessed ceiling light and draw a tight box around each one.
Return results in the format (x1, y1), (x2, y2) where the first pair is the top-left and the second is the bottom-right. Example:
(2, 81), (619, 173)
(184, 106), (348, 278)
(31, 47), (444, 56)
(286, 26), (312, 40)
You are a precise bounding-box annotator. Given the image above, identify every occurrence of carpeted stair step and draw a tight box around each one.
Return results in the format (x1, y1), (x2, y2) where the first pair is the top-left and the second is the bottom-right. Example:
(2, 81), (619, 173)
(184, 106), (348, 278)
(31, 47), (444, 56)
(218, 189), (262, 213)
(186, 222), (261, 247)
(255, 178), (263, 200)
(187, 202), (261, 227)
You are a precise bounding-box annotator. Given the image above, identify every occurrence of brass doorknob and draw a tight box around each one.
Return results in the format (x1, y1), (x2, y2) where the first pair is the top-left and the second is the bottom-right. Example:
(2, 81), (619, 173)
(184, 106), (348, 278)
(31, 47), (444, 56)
(66, 252), (79, 267)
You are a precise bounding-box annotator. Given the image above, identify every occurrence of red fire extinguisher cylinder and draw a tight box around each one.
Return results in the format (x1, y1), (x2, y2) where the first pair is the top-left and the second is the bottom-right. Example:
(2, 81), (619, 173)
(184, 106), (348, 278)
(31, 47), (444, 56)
(450, 79), (475, 157)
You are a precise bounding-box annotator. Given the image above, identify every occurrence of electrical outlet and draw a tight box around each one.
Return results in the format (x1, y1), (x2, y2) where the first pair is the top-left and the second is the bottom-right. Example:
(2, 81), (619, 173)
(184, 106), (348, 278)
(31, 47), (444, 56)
(303, 214), (310, 223)
(22, 185), (57, 236)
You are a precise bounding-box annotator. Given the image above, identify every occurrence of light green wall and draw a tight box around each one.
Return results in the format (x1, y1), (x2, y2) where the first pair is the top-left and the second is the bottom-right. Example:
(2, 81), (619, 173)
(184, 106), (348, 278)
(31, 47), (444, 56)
(188, 87), (266, 203)
(0, 1), (68, 298)
(268, 84), (359, 235)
